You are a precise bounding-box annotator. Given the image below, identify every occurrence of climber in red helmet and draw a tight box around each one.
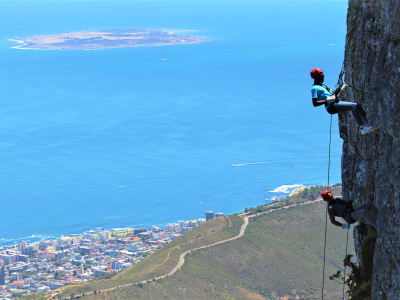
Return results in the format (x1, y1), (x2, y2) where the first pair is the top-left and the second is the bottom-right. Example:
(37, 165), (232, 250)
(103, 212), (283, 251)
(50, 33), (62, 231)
(310, 68), (375, 134)
(321, 190), (376, 229)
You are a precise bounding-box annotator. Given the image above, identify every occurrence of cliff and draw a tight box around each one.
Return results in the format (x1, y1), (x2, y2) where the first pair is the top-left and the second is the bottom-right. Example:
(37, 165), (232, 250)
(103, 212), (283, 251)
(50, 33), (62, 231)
(340, 0), (400, 298)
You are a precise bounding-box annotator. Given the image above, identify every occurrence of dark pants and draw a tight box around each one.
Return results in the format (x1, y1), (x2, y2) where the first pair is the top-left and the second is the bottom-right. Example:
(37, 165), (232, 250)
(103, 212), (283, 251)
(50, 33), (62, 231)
(345, 202), (377, 229)
(326, 101), (367, 126)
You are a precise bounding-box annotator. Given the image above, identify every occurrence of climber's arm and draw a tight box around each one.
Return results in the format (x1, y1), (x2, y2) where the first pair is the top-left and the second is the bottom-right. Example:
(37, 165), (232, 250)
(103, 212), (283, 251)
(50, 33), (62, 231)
(328, 208), (343, 227)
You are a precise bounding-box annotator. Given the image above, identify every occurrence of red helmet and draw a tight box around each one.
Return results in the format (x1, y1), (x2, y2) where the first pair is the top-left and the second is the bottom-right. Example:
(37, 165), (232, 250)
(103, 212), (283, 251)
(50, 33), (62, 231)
(321, 189), (332, 200)
(310, 68), (324, 79)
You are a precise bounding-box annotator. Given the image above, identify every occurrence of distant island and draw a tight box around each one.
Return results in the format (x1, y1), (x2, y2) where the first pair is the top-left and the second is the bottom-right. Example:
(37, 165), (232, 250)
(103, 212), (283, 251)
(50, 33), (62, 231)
(8, 29), (206, 50)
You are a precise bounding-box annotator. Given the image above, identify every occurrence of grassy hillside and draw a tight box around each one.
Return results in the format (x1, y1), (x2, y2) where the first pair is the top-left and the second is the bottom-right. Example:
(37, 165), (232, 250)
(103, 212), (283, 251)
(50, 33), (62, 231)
(27, 215), (244, 300)
(28, 185), (352, 299)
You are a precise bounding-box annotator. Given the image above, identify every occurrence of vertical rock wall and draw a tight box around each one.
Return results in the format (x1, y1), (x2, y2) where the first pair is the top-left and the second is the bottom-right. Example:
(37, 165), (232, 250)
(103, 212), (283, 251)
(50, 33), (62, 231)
(340, 0), (400, 298)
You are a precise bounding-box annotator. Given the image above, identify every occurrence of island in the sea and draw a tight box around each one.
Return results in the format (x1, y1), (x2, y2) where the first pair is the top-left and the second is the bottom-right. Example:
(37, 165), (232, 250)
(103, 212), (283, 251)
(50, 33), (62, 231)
(9, 29), (206, 50)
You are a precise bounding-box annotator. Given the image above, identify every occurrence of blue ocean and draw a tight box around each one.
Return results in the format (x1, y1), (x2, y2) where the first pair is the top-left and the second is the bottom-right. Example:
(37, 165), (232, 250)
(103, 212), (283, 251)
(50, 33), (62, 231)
(0, 0), (347, 245)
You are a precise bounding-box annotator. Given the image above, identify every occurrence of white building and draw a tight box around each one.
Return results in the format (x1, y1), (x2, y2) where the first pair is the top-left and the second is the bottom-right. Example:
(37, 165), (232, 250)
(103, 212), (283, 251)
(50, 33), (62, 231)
(0, 254), (17, 265)
(99, 231), (111, 241)
(17, 241), (27, 253)
(164, 223), (175, 232)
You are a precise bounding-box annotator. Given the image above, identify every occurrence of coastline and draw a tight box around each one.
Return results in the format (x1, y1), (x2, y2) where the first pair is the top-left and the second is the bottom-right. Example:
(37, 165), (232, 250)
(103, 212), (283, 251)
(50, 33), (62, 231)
(0, 184), (320, 248)
(0, 216), (205, 248)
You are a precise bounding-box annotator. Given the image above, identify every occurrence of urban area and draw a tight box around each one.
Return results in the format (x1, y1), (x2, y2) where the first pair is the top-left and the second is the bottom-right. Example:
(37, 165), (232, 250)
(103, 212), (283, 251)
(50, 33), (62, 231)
(0, 211), (223, 299)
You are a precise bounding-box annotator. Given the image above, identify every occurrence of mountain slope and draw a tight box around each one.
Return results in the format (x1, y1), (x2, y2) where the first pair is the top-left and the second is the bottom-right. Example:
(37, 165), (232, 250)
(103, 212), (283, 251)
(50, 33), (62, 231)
(47, 186), (353, 300)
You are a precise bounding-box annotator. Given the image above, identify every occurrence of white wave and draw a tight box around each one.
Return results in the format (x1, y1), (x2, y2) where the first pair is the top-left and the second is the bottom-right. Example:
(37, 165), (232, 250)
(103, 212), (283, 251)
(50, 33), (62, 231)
(28, 234), (57, 240)
(0, 234), (57, 247)
(268, 184), (305, 194)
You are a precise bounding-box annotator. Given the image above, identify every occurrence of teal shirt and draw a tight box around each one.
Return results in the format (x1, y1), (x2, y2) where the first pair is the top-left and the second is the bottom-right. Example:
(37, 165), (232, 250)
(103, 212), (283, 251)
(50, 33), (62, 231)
(311, 84), (333, 100)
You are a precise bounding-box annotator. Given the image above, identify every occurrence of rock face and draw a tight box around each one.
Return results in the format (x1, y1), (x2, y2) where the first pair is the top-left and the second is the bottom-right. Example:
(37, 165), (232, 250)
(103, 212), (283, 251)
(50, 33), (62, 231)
(340, 0), (400, 298)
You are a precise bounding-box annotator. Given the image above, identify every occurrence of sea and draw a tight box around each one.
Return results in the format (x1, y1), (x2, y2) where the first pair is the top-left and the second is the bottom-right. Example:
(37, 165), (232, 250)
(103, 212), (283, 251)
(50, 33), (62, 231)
(0, 0), (347, 246)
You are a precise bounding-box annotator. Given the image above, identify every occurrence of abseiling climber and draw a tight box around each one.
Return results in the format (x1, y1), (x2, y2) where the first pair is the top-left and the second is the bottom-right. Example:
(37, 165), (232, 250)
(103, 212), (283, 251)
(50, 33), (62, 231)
(321, 190), (377, 229)
(310, 68), (375, 135)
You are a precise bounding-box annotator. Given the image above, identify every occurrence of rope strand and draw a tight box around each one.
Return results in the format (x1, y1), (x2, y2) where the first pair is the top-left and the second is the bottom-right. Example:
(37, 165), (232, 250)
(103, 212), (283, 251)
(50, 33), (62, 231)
(340, 125), (361, 300)
(321, 114), (333, 300)
(342, 226), (350, 299)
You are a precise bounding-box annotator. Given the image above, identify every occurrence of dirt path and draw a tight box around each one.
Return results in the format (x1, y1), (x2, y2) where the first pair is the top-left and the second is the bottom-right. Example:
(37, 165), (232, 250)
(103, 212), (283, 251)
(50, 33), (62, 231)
(48, 199), (321, 300)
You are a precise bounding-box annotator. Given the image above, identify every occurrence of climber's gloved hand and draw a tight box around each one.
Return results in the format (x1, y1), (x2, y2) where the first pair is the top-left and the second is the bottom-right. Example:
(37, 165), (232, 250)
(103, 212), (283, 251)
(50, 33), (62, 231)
(342, 223), (350, 229)
(334, 84), (347, 97)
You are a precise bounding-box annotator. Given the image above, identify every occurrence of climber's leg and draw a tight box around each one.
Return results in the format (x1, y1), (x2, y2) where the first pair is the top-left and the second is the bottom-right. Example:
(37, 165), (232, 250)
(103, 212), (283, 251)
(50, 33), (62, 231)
(356, 104), (368, 124)
(350, 203), (377, 229)
(335, 101), (364, 126)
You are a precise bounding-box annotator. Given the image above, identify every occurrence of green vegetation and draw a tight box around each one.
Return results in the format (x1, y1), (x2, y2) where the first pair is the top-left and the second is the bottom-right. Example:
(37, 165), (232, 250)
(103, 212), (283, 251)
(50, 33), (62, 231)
(330, 224), (376, 300)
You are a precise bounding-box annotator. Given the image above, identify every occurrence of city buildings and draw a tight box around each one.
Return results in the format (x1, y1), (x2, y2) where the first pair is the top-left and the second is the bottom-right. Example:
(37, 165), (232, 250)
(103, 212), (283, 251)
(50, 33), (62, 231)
(0, 217), (206, 299)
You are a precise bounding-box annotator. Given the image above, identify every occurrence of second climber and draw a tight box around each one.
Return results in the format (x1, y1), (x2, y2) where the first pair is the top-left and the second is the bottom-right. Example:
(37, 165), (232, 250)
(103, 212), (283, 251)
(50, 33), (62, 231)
(310, 68), (375, 134)
(321, 190), (377, 229)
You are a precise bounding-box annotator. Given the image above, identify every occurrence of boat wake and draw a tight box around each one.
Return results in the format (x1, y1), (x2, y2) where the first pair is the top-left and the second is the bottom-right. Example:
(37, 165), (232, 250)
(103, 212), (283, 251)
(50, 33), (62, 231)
(232, 161), (278, 167)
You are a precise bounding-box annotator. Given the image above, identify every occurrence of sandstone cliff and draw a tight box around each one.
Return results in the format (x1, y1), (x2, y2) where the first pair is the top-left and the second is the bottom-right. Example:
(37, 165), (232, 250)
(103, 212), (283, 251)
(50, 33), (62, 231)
(340, 0), (400, 298)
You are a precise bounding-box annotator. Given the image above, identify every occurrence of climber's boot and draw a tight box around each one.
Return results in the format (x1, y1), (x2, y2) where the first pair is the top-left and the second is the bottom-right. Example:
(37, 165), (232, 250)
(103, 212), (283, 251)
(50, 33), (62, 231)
(360, 125), (376, 135)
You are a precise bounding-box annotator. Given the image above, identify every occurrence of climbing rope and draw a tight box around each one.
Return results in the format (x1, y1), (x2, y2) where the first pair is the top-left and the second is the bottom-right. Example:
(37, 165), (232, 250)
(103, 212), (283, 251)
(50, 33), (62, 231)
(321, 114), (333, 300)
(321, 200), (329, 300)
(337, 62), (345, 89)
(338, 62), (352, 300)
(340, 126), (361, 300)
(321, 117), (351, 300)
(336, 61), (382, 94)
(342, 226), (350, 299)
